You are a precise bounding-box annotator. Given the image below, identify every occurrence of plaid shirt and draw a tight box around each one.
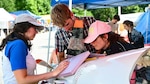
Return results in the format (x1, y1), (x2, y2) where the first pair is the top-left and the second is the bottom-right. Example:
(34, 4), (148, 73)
(55, 17), (96, 53)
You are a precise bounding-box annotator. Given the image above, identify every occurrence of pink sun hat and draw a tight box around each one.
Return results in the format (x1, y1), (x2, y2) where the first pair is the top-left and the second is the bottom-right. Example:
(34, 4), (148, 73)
(84, 20), (111, 43)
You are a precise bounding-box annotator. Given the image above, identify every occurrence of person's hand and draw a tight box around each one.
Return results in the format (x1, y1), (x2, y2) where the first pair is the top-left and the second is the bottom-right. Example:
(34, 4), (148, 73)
(52, 61), (69, 77)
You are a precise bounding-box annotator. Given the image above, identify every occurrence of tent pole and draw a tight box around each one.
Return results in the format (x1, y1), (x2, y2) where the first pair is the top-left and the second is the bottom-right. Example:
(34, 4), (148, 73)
(118, 6), (121, 16)
(84, 10), (87, 16)
(84, 4), (87, 16)
(47, 25), (51, 72)
(47, 6), (52, 72)
(69, 0), (72, 10)
(7, 22), (9, 35)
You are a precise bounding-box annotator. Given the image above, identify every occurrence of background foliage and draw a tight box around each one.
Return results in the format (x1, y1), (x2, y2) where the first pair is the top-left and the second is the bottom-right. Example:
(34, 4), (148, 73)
(0, 0), (50, 15)
(0, 0), (148, 21)
(89, 4), (148, 21)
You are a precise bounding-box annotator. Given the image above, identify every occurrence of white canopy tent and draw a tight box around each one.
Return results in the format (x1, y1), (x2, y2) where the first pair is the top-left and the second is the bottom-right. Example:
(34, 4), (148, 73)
(0, 8), (15, 38)
(0, 8), (14, 29)
(0, 8), (14, 21)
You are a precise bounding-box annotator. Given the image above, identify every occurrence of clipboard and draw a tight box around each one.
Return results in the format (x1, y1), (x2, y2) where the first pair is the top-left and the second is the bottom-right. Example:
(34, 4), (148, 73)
(58, 51), (90, 77)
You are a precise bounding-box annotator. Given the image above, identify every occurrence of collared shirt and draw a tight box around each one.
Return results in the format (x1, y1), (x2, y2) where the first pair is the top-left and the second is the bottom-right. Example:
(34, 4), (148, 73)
(55, 17), (96, 53)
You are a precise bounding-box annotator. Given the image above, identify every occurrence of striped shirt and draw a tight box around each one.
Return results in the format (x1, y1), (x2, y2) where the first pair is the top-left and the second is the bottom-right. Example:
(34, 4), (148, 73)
(55, 17), (96, 53)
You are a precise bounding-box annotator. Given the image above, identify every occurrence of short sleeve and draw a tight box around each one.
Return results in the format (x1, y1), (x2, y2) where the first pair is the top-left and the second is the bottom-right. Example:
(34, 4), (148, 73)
(5, 40), (28, 71)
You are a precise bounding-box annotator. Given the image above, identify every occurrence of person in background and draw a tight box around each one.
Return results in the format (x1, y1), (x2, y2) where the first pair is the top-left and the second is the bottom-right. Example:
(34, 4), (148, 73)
(50, 4), (96, 62)
(84, 20), (135, 55)
(123, 20), (144, 49)
(108, 15), (120, 34)
(0, 14), (69, 84)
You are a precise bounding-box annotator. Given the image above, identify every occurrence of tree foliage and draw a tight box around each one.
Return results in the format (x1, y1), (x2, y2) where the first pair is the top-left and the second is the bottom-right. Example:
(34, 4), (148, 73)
(0, 0), (148, 17)
(0, 0), (50, 15)
(72, 8), (93, 17)
(0, 0), (16, 12)
(88, 4), (148, 21)
(15, 0), (50, 15)
(36, 0), (51, 15)
(89, 7), (117, 22)
(122, 4), (148, 14)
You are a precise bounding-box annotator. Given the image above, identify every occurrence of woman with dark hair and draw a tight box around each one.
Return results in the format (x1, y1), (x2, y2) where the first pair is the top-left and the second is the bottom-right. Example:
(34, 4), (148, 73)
(0, 14), (69, 84)
(84, 20), (135, 55)
(123, 20), (144, 49)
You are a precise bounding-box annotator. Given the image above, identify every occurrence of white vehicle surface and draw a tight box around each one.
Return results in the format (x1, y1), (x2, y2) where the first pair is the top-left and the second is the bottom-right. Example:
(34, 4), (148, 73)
(51, 47), (150, 84)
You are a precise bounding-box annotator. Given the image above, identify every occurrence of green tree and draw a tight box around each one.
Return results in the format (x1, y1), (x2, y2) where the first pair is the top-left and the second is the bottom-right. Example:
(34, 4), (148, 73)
(72, 8), (93, 17)
(15, 0), (50, 15)
(15, 0), (26, 10)
(0, 0), (148, 17)
(0, 0), (16, 12)
(36, 0), (50, 15)
(89, 7), (117, 22)
(25, 0), (39, 14)
(122, 4), (148, 14)
(88, 4), (148, 22)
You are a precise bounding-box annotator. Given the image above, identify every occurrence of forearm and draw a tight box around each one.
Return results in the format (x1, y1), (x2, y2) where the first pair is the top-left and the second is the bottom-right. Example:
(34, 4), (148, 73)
(24, 72), (56, 83)
(57, 52), (65, 62)
(19, 61), (69, 84)
(14, 70), (56, 84)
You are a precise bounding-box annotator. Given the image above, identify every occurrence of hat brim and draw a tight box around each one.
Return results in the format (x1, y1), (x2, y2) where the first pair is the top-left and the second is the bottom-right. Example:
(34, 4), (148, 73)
(36, 26), (44, 31)
(84, 34), (99, 43)
(30, 21), (44, 31)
